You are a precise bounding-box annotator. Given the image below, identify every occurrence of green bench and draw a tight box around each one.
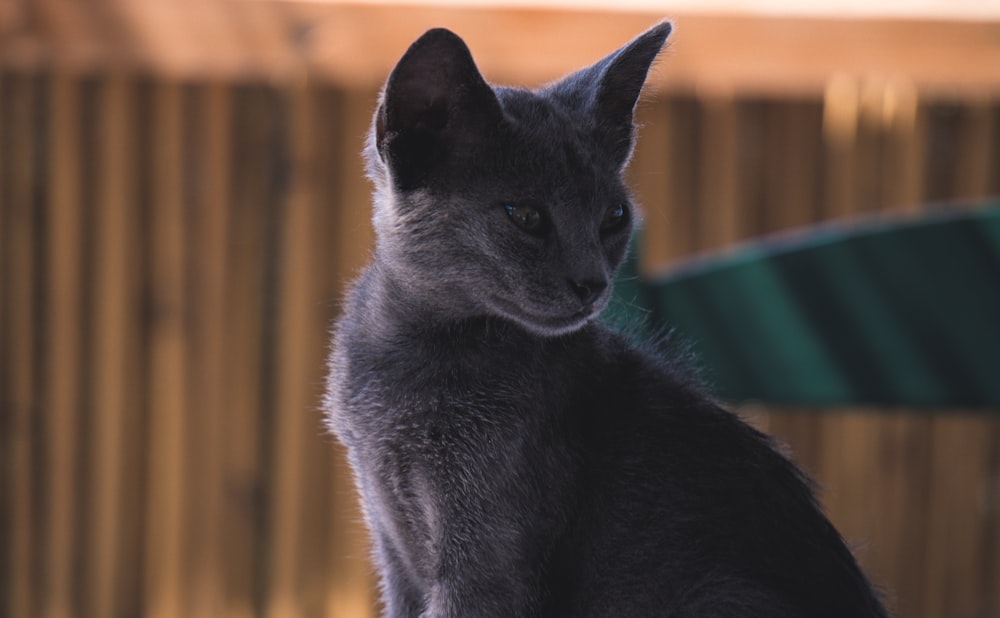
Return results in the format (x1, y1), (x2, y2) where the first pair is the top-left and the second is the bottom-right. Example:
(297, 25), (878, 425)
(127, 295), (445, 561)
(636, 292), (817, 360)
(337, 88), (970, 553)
(606, 201), (1000, 408)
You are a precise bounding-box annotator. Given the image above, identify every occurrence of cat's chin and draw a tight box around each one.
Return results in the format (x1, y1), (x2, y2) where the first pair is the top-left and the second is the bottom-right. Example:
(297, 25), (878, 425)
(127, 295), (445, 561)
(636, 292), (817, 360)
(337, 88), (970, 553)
(493, 304), (602, 338)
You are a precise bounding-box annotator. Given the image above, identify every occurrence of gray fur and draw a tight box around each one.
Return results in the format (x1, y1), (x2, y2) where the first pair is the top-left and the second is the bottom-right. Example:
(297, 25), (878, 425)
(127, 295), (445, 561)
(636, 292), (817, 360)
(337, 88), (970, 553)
(326, 22), (887, 618)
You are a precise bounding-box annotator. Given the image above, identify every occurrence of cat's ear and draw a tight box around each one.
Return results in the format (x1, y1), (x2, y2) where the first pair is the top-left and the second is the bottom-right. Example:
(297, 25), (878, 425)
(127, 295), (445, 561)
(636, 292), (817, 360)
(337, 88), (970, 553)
(375, 28), (503, 189)
(553, 21), (672, 168)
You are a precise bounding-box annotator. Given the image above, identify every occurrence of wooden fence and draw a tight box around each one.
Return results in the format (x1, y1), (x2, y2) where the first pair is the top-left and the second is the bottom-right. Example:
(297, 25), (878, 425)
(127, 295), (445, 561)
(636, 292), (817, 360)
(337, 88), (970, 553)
(2, 7), (1000, 618)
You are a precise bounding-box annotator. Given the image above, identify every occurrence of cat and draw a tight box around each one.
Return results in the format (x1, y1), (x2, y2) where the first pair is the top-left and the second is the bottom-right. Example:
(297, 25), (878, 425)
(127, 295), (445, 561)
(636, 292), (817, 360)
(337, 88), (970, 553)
(325, 22), (888, 618)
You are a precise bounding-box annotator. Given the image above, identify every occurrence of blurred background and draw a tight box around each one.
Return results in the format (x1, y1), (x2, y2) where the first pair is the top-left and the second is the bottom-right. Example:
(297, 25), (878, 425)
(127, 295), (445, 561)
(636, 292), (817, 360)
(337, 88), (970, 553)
(1, 1), (999, 617)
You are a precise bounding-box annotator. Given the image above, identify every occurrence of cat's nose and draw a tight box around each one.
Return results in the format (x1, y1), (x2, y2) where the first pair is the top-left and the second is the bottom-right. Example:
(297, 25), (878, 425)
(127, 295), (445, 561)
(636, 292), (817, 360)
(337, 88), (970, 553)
(568, 277), (608, 306)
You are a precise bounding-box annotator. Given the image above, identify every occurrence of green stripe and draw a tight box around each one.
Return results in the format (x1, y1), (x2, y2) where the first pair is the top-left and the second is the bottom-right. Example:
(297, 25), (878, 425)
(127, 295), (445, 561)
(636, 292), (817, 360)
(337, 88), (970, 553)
(611, 202), (1000, 408)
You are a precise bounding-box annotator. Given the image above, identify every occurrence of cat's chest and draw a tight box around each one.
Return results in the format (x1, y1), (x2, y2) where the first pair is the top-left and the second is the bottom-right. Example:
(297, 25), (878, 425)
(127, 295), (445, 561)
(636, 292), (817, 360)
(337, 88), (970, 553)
(358, 340), (546, 447)
(343, 321), (547, 415)
(348, 332), (567, 515)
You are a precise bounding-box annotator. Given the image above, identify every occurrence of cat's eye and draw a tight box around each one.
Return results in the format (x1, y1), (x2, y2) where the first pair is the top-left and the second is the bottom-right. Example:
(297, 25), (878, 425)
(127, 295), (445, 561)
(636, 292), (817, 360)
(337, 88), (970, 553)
(601, 203), (628, 232)
(505, 204), (547, 235)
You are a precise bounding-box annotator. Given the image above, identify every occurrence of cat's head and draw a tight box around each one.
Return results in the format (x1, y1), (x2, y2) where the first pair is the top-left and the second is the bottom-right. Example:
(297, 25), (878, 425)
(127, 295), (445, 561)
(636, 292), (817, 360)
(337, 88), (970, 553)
(366, 22), (671, 337)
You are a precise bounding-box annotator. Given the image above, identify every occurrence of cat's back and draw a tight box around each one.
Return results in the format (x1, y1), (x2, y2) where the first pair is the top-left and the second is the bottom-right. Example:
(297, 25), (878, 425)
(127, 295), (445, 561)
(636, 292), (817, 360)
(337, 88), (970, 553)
(560, 331), (886, 617)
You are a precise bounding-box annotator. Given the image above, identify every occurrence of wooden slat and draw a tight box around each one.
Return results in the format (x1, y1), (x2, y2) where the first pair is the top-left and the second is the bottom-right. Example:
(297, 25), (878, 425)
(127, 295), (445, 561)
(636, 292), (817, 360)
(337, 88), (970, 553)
(854, 77), (889, 214)
(143, 79), (187, 618)
(697, 92), (741, 249)
(185, 82), (231, 618)
(987, 424), (1000, 618)
(765, 100), (822, 231)
(0, 71), (4, 383)
(628, 100), (673, 270)
(816, 413), (883, 602)
(42, 69), (82, 618)
(222, 84), (273, 618)
(264, 78), (317, 618)
(0, 69), (6, 618)
(2, 70), (40, 618)
(84, 72), (134, 618)
(955, 99), (997, 199)
(922, 415), (996, 618)
(300, 84), (343, 618)
(822, 74), (860, 218)
(881, 76), (925, 211)
(114, 77), (152, 618)
(879, 414), (932, 618)
(660, 96), (700, 266)
(331, 89), (377, 281)
(0, 0), (26, 36)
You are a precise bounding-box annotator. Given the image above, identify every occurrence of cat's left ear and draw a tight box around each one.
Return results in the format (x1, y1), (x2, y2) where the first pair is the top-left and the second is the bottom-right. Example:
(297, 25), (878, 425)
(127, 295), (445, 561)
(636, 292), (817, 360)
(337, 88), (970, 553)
(551, 21), (672, 168)
(375, 28), (504, 190)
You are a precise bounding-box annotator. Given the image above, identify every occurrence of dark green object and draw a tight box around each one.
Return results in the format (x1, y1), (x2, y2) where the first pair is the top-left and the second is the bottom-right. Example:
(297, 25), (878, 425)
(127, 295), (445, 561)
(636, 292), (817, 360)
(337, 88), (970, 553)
(606, 201), (1000, 408)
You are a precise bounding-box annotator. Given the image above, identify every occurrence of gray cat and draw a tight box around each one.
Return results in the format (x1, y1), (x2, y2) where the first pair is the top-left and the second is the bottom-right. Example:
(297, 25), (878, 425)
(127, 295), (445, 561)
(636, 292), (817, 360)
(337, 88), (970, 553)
(326, 22), (888, 617)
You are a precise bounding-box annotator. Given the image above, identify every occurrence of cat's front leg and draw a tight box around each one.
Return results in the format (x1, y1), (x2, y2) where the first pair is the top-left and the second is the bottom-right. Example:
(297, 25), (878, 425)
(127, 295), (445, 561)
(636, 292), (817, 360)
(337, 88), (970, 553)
(423, 580), (533, 618)
(419, 544), (541, 618)
(373, 533), (425, 618)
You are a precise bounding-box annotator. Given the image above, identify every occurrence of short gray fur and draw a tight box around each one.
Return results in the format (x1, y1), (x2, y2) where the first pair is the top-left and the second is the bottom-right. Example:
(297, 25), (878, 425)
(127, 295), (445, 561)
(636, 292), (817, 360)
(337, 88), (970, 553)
(326, 22), (887, 618)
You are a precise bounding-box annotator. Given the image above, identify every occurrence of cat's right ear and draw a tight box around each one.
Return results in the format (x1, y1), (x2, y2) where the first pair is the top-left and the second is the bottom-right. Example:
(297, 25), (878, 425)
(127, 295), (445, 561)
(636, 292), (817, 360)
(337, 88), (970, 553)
(375, 28), (503, 190)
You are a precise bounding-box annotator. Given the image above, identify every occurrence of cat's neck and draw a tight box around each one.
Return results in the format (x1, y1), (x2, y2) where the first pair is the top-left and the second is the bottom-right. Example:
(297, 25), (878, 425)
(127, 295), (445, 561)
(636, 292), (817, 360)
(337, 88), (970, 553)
(352, 255), (534, 348)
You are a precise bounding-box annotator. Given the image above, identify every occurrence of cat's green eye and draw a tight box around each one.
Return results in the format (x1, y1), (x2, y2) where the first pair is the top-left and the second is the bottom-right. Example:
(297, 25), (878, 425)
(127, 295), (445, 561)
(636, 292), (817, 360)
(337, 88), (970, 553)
(602, 203), (628, 231)
(505, 204), (546, 235)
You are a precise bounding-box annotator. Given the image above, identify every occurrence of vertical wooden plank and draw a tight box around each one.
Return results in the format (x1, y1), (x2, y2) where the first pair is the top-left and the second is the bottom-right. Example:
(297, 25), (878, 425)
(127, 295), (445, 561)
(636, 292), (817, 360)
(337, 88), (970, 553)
(0, 66), (6, 618)
(985, 423), (1000, 618)
(811, 412), (927, 618)
(879, 413), (932, 618)
(697, 91), (741, 251)
(301, 84), (343, 618)
(850, 414), (897, 616)
(881, 76), (925, 211)
(663, 96), (699, 264)
(628, 100), (673, 270)
(113, 77), (154, 618)
(84, 72), (134, 618)
(816, 412), (881, 587)
(0, 0), (25, 35)
(3, 70), (39, 618)
(853, 77), (887, 214)
(923, 101), (964, 204)
(766, 100), (822, 232)
(186, 81), (231, 618)
(223, 84), (271, 618)
(922, 414), (994, 618)
(739, 99), (768, 239)
(991, 106), (1000, 196)
(822, 74), (859, 218)
(954, 99), (996, 200)
(331, 88), (377, 280)
(42, 69), (83, 618)
(0, 70), (4, 368)
(326, 87), (378, 618)
(143, 78), (188, 618)
(265, 77), (316, 618)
